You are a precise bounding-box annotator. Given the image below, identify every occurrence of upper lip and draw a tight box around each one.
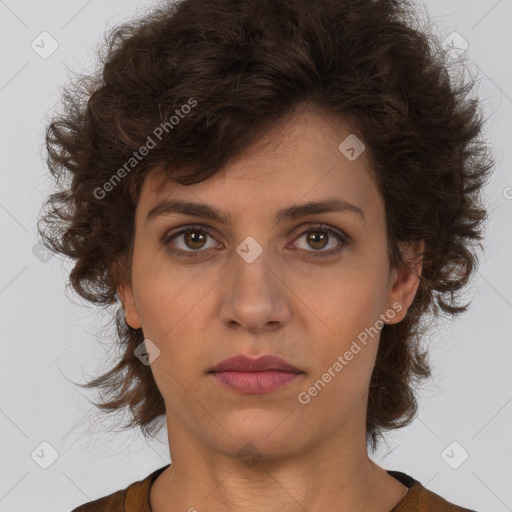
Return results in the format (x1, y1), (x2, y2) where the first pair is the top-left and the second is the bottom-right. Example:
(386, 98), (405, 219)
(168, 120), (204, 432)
(209, 355), (302, 373)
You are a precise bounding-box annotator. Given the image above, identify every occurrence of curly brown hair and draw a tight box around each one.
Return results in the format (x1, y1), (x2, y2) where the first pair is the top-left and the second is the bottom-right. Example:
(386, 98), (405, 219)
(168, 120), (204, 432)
(37, 0), (494, 451)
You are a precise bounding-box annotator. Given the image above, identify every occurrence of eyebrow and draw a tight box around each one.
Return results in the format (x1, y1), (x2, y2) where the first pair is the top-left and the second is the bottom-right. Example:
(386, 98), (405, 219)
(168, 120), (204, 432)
(145, 198), (366, 226)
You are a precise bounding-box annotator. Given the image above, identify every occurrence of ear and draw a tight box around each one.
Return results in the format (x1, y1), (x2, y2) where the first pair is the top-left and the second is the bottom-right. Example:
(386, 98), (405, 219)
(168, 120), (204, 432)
(117, 282), (142, 330)
(111, 258), (142, 330)
(384, 239), (424, 324)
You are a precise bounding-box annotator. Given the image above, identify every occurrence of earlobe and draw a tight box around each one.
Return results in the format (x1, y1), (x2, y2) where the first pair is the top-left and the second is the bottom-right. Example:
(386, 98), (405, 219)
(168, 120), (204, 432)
(111, 258), (142, 330)
(117, 283), (142, 330)
(385, 239), (424, 324)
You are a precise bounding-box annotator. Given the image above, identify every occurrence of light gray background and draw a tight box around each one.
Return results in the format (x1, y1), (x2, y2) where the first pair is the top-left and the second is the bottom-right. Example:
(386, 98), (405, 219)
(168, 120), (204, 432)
(1, 0), (511, 511)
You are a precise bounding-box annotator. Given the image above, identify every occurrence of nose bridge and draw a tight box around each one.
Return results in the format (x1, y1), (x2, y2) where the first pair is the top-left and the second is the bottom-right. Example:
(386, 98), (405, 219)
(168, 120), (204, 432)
(231, 234), (276, 300)
(219, 234), (289, 332)
(230, 210), (275, 278)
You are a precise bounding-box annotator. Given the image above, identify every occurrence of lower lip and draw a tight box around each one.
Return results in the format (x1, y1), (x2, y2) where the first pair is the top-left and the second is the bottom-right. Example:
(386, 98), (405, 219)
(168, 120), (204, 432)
(210, 370), (302, 394)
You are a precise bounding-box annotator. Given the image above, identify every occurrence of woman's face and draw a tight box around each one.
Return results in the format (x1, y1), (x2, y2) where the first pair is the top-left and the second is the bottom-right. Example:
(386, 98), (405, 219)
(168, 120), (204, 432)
(119, 108), (421, 461)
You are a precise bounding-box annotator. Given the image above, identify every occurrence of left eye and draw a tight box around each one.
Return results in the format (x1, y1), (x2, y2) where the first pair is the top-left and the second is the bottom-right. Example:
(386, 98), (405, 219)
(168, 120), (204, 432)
(293, 226), (346, 255)
(161, 224), (348, 259)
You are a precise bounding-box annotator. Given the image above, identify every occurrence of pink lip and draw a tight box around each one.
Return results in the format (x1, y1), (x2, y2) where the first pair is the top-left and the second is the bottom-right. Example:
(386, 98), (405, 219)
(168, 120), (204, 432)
(209, 354), (301, 373)
(211, 371), (301, 394)
(208, 355), (303, 394)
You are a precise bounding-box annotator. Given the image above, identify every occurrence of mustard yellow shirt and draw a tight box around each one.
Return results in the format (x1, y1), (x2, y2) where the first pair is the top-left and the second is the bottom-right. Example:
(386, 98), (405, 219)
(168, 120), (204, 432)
(70, 464), (477, 511)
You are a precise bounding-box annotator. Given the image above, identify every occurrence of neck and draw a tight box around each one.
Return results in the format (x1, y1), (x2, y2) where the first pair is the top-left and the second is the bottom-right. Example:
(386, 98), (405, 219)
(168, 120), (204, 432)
(150, 421), (408, 512)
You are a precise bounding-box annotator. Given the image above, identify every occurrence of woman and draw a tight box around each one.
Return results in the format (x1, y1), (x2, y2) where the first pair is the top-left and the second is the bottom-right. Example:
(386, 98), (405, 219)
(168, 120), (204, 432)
(38, 0), (493, 510)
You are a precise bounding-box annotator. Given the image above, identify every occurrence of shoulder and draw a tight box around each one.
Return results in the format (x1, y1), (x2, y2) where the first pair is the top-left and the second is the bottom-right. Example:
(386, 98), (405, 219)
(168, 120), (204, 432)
(70, 489), (126, 512)
(412, 484), (478, 511)
(388, 470), (478, 512)
(69, 464), (170, 512)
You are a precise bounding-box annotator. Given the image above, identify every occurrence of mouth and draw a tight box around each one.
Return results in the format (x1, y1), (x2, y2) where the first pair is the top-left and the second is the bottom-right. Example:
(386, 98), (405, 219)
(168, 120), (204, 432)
(209, 354), (302, 373)
(208, 355), (304, 394)
(210, 370), (302, 394)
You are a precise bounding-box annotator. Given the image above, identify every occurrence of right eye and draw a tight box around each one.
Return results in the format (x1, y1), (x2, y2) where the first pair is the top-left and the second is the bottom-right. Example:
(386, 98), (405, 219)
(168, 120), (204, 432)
(161, 226), (222, 259)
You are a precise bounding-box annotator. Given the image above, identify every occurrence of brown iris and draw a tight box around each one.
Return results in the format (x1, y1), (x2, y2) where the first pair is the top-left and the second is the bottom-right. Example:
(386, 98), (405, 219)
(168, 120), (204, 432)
(184, 229), (207, 250)
(306, 230), (328, 250)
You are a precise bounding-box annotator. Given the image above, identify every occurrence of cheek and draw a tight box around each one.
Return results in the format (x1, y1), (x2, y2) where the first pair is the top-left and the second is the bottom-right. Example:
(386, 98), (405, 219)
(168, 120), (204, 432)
(304, 262), (389, 339)
(300, 286), (383, 414)
(301, 258), (389, 384)
(131, 276), (216, 386)
(132, 248), (214, 333)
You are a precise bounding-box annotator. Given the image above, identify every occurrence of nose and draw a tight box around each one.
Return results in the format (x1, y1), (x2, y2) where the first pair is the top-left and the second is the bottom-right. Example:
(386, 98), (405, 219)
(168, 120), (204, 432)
(218, 245), (291, 335)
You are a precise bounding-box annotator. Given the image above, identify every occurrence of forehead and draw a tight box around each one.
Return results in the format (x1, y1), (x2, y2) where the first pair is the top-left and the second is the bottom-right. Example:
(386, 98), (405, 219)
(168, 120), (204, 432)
(137, 109), (381, 220)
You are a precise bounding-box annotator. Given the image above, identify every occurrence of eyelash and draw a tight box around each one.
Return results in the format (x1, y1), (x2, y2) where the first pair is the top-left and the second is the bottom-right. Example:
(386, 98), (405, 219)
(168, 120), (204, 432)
(161, 224), (350, 260)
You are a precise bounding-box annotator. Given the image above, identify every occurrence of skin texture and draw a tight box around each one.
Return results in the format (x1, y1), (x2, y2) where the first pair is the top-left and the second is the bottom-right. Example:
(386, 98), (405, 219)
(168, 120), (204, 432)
(118, 108), (423, 512)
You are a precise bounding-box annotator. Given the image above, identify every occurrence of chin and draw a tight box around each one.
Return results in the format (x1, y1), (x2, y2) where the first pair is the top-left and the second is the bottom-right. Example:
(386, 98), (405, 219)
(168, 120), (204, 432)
(206, 411), (310, 460)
